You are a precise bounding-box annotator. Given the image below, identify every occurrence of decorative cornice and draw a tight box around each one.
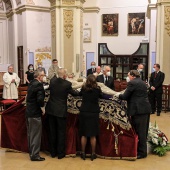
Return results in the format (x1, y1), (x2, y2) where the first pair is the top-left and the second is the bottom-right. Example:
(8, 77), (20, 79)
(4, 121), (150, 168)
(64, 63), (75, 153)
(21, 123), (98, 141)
(83, 7), (100, 13)
(15, 5), (50, 13)
(164, 6), (170, 36)
(5, 5), (50, 17)
(63, 9), (73, 39)
(148, 3), (157, 8)
(50, 5), (84, 11)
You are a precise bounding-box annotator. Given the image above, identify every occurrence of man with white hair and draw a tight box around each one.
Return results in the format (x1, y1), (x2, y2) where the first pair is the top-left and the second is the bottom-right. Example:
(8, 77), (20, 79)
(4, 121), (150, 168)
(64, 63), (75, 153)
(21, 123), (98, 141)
(3, 65), (20, 100)
(93, 66), (102, 77)
(96, 65), (114, 90)
(46, 68), (79, 159)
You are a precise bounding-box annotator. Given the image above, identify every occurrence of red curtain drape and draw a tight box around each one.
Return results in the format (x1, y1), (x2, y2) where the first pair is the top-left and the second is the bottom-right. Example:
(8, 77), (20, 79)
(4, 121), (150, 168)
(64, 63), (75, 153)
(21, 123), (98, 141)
(1, 99), (137, 160)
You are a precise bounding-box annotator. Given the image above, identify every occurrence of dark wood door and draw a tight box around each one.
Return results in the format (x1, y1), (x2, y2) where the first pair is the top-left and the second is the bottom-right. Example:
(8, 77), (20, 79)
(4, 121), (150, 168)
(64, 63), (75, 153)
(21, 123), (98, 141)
(17, 46), (24, 84)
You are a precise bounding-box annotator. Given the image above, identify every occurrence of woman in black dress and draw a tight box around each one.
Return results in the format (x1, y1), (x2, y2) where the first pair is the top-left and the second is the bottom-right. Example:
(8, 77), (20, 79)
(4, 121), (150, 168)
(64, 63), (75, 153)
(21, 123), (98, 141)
(25, 64), (34, 85)
(79, 74), (102, 161)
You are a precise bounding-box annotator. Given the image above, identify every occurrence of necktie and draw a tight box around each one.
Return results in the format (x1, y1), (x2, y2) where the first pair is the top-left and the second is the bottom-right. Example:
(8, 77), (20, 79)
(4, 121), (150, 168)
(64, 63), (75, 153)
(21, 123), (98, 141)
(154, 72), (157, 78)
(105, 76), (108, 84)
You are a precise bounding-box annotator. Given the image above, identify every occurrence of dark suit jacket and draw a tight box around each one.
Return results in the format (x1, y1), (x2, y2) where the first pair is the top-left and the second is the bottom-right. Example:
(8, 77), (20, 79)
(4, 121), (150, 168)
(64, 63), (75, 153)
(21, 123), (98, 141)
(149, 71), (165, 94)
(137, 70), (144, 81)
(79, 87), (102, 113)
(119, 77), (151, 116)
(46, 76), (79, 117)
(96, 74), (114, 90)
(87, 68), (96, 76)
(26, 79), (45, 118)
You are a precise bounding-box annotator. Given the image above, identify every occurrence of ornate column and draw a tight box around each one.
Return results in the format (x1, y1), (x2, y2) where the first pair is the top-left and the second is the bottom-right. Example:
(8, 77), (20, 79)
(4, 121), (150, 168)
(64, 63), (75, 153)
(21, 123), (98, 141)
(49, 0), (85, 75)
(156, 0), (170, 84)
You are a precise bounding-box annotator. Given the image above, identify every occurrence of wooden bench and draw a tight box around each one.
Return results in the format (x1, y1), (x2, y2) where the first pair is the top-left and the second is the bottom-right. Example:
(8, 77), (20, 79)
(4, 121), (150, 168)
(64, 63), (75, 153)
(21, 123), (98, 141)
(18, 85), (28, 100)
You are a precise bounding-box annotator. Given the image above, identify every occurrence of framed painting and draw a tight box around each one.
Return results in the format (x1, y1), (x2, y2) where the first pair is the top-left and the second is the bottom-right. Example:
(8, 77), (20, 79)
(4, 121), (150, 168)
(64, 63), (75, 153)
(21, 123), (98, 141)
(102, 14), (118, 36)
(128, 13), (145, 35)
(83, 28), (91, 42)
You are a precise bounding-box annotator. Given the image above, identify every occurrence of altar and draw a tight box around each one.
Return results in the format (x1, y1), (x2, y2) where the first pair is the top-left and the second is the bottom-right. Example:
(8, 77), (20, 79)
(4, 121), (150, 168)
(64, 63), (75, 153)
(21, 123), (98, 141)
(1, 95), (138, 160)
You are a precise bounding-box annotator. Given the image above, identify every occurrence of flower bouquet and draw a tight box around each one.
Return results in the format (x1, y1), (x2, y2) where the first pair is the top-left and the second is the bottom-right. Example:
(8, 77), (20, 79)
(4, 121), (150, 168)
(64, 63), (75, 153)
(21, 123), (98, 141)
(147, 122), (170, 156)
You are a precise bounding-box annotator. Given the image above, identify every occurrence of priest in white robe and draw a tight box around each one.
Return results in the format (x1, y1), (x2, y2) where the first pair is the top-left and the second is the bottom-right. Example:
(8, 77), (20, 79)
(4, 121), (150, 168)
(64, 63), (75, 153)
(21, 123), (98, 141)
(3, 65), (20, 99)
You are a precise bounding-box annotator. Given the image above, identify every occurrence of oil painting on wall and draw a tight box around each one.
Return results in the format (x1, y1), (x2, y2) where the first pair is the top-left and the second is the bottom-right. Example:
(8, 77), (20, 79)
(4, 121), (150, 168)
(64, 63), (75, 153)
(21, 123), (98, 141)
(128, 13), (145, 35)
(102, 14), (119, 36)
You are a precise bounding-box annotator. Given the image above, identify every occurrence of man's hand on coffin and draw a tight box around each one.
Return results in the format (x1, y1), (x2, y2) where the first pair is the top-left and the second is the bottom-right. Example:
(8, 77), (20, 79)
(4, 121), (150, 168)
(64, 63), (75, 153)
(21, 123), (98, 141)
(115, 93), (121, 98)
(43, 85), (49, 90)
(76, 88), (81, 92)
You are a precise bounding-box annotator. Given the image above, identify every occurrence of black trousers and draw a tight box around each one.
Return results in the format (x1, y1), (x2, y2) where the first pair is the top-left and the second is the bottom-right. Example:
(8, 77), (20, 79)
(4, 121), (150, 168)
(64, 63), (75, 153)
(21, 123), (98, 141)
(48, 114), (66, 157)
(26, 117), (42, 159)
(149, 91), (162, 113)
(131, 114), (150, 157)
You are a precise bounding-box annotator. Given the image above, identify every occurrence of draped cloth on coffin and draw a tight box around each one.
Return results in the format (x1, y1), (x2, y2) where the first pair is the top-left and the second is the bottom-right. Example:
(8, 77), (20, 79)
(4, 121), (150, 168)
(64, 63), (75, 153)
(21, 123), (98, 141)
(1, 96), (138, 160)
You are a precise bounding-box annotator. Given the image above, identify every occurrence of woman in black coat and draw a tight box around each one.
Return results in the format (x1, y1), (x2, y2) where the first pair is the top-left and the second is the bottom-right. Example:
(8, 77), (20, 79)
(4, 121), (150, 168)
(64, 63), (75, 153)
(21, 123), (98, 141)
(79, 74), (102, 161)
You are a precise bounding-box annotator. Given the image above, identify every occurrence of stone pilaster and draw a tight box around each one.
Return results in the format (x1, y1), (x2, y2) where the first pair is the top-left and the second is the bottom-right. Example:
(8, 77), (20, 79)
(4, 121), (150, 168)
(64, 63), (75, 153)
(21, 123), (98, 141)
(49, 0), (85, 75)
(156, 0), (170, 84)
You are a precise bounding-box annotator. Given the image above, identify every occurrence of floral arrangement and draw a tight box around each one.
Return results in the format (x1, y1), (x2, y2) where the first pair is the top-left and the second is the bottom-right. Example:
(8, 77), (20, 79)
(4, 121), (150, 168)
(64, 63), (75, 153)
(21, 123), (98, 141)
(147, 122), (170, 156)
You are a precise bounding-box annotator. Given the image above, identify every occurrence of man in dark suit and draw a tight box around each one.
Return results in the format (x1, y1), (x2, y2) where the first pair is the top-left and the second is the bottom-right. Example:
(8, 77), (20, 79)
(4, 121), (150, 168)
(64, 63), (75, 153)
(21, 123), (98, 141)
(137, 63), (144, 80)
(149, 63), (165, 116)
(96, 65), (114, 90)
(116, 70), (151, 159)
(26, 70), (45, 161)
(46, 68), (79, 159)
(87, 61), (96, 76)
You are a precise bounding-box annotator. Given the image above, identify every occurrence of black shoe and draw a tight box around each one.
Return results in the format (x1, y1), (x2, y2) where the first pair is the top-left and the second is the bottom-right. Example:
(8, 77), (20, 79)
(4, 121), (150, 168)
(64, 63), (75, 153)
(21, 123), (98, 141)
(157, 112), (160, 116)
(51, 154), (57, 158)
(81, 153), (86, 160)
(31, 157), (45, 161)
(58, 155), (65, 159)
(137, 155), (146, 159)
(91, 154), (97, 161)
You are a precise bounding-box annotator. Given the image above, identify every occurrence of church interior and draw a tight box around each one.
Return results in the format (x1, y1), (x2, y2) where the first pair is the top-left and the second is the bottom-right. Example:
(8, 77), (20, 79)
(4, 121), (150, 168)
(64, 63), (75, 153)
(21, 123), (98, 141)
(0, 0), (170, 169)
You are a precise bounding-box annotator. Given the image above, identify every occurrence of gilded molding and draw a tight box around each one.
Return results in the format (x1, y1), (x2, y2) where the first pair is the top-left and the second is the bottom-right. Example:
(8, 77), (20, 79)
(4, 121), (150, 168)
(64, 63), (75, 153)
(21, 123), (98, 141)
(63, 9), (73, 39)
(165, 6), (170, 36)
(62, 0), (75, 5)
(51, 10), (56, 39)
(35, 46), (51, 52)
(26, 0), (35, 5)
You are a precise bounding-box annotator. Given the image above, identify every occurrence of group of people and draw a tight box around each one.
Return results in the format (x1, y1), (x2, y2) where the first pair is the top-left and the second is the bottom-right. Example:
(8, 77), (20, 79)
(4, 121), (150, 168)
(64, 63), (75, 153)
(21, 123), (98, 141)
(87, 62), (114, 90)
(2, 60), (165, 162)
(26, 67), (102, 161)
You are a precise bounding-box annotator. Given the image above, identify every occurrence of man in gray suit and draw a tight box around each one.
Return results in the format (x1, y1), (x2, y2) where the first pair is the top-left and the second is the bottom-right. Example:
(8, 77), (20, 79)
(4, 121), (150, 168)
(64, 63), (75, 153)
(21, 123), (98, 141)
(26, 70), (45, 161)
(46, 68), (79, 159)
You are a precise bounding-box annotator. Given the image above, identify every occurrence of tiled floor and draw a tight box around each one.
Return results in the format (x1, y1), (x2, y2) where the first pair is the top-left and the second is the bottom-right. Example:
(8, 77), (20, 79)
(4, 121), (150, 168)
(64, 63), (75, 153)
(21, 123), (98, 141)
(0, 112), (170, 170)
